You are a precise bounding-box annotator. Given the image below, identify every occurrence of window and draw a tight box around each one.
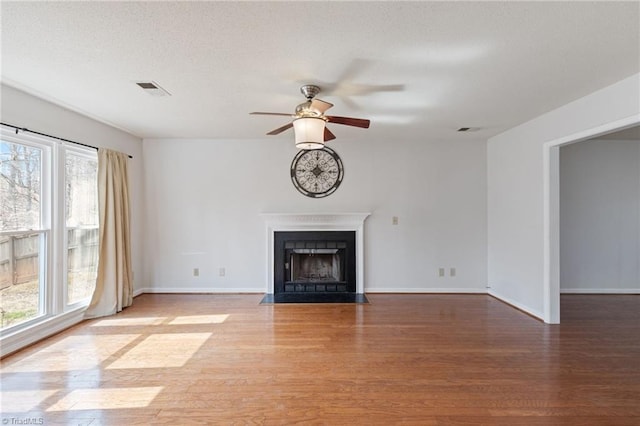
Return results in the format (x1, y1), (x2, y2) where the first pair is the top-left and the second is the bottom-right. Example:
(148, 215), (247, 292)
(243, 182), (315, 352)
(0, 130), (98, 332)
(0, 141), (45, 328)
(65, 152), (99, 305)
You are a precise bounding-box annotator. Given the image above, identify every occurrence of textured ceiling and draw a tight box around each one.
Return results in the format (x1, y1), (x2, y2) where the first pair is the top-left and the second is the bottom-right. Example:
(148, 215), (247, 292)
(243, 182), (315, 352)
(1, 1), (639, 141)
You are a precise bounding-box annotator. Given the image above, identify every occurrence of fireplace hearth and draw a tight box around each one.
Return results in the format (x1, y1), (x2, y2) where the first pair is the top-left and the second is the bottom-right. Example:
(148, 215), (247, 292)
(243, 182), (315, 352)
(274, 231), (356, 294)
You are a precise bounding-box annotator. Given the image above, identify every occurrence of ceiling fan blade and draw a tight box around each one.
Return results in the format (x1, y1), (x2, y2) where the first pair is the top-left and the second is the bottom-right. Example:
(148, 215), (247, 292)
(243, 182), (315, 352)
(326, 116), (370, 129)
(310, 99), (333, 114)
(267, 122), (294, 135)
(324, 127), (336, 142)
(250, 112), (292, 117)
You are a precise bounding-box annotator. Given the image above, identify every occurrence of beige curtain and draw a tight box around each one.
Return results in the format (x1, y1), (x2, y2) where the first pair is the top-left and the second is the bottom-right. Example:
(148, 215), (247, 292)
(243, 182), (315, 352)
(85, 148), (133, 318)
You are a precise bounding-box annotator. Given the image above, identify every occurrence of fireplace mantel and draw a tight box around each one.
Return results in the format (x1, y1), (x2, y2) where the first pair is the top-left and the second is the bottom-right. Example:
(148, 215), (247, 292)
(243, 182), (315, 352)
(262, 213), (370, 294)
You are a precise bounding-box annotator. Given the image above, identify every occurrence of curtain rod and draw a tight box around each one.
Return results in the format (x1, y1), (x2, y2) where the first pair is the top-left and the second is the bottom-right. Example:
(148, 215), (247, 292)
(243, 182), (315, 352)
(1, 122), (133, 159)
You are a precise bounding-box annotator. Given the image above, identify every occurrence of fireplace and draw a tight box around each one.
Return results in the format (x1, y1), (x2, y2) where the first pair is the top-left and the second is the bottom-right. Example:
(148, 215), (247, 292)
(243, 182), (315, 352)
(274, 231), (356, 293)
(262, 213), (370, 294)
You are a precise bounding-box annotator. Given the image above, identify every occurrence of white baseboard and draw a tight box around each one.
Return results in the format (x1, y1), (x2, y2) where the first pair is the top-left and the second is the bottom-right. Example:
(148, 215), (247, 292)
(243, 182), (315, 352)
(365, 287), (488, 294)
(560, 288), (640, 294)
(0, 308), (85, 358)
(488, 289), (544, 321)
(137, 287), (264, 294)
(137, 287), (489, 295)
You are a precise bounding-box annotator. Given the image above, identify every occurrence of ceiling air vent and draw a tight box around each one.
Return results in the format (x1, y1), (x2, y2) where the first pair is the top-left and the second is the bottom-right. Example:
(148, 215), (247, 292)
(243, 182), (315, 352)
(135, 81), (171, 97)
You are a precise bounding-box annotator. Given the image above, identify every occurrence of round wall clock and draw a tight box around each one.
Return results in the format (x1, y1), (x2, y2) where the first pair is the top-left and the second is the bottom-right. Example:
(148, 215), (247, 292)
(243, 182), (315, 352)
(290, 146), (344, 198)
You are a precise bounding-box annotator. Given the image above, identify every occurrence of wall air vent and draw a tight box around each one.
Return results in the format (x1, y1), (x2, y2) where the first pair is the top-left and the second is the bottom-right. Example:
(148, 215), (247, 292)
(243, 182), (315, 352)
(135, 81), (171, 97)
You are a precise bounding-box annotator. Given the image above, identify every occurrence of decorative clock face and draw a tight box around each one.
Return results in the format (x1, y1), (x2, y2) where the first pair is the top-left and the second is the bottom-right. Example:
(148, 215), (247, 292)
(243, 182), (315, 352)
(290, 147), (344, 198)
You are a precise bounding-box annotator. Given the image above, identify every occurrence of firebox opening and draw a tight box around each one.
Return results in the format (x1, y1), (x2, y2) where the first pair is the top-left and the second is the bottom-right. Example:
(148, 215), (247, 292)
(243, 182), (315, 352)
(289, 250), (344, 283)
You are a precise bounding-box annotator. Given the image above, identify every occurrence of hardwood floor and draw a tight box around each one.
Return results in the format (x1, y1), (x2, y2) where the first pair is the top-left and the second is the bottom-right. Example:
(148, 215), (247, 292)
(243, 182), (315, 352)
(1, 294), (639, 425)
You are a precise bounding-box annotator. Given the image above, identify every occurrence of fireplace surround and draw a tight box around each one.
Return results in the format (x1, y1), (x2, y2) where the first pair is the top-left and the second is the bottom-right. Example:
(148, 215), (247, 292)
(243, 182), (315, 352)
(262, 213), (370, 294)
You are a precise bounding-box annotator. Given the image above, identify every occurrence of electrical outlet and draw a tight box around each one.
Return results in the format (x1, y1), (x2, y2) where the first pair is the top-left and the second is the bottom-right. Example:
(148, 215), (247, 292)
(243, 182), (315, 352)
(438, 268), (445, 277)
(392, 216), (399, 225)
(450, 267), (456, 277)
(219, 267), (225, 277)
(193, 268), (199, 277)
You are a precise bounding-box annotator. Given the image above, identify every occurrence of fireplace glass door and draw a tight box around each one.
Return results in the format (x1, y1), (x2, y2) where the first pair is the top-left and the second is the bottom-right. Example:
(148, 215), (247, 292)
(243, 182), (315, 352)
(285, 242), (347, 292)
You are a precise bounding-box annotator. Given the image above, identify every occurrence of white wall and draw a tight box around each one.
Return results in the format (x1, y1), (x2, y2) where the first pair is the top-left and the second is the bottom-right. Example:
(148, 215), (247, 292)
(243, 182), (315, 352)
(487, 73), (640, 320)
(560, 138), (640, 293)
(1, 84), (145, 293)
(143, 136), (487, 293)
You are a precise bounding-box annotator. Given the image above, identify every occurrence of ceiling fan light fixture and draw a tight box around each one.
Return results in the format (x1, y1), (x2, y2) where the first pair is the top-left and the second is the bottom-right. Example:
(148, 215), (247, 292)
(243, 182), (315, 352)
(293, 117), (326, 150)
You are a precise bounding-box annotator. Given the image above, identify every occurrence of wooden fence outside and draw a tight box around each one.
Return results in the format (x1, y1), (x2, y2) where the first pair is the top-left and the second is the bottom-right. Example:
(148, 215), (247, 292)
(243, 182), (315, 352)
(0, 228), (99, 290)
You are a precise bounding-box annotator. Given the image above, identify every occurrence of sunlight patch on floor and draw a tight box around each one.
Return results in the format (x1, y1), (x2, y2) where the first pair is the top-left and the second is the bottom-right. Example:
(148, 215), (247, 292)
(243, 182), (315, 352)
(106, 333), (212, 369)
(0, 389), (60, 412)
(90, 317), (167, 326)
(46, 387), (163, 411)
(168, 314), (229, 325)
(1, 334), (140, 372)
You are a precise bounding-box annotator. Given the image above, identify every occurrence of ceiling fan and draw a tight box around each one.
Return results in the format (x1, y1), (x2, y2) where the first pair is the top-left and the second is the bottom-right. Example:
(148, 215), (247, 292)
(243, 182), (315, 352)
(250, 85), (370, 149)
